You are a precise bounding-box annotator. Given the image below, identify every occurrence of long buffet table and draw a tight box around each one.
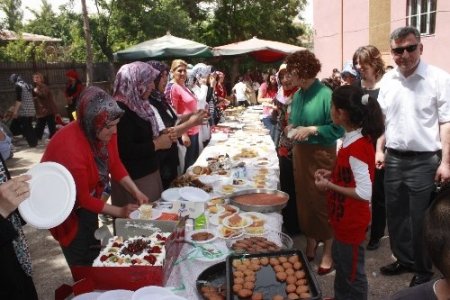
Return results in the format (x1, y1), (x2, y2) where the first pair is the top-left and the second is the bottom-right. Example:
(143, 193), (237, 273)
(165, 106), (284, 299)
(67, 106), (285, 299)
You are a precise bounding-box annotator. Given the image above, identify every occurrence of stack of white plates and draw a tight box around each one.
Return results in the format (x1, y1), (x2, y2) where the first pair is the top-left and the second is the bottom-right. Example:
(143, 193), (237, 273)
(73, 286), (187, 300)
(132, 286), (186, 300)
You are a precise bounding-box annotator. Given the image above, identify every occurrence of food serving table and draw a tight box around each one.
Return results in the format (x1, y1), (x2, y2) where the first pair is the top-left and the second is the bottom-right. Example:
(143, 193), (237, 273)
(165, 107), (285, 299)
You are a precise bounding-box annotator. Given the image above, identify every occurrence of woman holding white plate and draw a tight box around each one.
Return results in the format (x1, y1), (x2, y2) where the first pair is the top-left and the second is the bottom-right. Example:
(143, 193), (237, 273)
(0, 154), (38, 299)
(41, 86), (148, 266)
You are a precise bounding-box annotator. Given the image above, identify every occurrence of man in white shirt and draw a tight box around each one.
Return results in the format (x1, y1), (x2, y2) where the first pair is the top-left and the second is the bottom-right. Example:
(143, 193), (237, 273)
(232, 77), (250, 106)
(376, 26), (450, 287)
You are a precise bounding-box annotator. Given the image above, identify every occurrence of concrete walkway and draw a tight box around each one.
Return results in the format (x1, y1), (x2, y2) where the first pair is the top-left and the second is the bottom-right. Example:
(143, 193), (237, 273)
(6, 137), (429, 299)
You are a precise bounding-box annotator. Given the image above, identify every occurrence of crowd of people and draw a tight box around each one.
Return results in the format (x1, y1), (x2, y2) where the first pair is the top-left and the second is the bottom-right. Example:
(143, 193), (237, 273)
(1, 25), (449, 299)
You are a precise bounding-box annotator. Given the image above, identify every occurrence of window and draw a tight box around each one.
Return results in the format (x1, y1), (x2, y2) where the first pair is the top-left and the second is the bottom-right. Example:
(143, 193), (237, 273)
(407, 0), (437, 35)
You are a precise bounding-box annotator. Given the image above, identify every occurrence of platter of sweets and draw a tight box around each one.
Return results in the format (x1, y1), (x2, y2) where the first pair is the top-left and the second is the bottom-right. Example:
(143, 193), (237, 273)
(92, 232), (171, 266)
(226, 250), (321, 299)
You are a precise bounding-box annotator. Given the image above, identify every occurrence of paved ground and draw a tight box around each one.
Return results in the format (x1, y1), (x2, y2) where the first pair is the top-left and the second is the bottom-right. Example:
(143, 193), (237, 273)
(7, 137), (434, 299)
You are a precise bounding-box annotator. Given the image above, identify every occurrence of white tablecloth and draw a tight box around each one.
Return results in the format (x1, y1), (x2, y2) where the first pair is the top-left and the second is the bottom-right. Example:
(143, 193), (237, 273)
(167, 110), (284, 299)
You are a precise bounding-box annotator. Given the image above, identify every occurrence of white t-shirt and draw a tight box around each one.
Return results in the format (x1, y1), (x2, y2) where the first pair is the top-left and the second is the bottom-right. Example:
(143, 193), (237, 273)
(377, 60), (450, 151)
(233, 82), (248, 102)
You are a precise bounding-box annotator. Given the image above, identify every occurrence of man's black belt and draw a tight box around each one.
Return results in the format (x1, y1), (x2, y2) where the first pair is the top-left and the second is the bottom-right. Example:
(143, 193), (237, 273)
(386, 148), (439, 157)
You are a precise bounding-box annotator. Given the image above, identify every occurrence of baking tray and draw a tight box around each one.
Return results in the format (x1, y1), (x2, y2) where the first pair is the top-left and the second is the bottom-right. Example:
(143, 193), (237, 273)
(228, 189), (289, 213)
(226, 249), (321, 300)
(196, 262), (226, 299)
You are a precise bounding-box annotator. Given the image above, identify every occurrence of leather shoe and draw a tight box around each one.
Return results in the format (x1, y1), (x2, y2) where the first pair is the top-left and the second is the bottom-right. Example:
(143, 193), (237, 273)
(409, 274), (433, 287)
(380, 261), (414, 276)
(317, 265), (334, 276)
(366, 239), (380, 251)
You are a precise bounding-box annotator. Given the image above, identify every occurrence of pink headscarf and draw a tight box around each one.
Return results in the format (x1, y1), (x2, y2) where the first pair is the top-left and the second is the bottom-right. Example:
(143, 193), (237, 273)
(113, 61), (160, 137)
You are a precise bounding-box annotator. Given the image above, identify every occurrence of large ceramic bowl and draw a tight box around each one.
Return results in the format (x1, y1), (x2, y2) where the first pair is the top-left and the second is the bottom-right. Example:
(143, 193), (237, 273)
(228, 189), (289, 213)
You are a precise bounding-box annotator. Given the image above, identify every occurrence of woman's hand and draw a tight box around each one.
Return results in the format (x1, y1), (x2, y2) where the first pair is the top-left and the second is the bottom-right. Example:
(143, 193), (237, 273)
(121, 203), (140, 218)
(154, 133), (173, 150)
(190, 110), (209, 126)
(0, 175), (31, 218)
(375, 151), (385, 170)
(182, 134), (191, 147)
(166, 127), (178, 142)
(134, 190), (149, 205)
(291, 126), (317, 141)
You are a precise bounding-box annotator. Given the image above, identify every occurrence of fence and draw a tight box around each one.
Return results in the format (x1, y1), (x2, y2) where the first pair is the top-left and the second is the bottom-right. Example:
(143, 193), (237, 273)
(0, 62), (113, 116)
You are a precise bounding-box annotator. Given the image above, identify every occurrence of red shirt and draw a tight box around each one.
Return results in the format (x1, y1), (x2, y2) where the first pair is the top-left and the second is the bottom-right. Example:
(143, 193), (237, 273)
(328, 136), (374, 245)
(41, 122), (128, 246)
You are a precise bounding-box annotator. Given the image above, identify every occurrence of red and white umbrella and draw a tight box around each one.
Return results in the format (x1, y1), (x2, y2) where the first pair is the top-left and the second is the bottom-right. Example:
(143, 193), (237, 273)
(213, 36), (305, 63)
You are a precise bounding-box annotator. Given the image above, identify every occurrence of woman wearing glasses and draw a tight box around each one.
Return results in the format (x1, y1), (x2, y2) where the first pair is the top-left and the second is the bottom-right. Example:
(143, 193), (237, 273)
(41, 86), (147, 266)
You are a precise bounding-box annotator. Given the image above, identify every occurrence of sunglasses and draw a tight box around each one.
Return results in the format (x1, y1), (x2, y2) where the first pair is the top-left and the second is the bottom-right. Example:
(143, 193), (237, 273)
(391, 44), (419, 55)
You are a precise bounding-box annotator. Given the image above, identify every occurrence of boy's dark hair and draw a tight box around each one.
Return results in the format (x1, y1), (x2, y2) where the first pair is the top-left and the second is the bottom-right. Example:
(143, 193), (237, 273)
(424, 189), (450, 278)
(332, 85), (384, 140)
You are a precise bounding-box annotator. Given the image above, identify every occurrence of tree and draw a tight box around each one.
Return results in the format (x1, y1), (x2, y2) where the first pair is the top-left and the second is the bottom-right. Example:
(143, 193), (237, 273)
(0, 0), (23, 31)
(81, 0), (94, 86)
(204, 0), (307, 46)
(23, 0), (58, 38)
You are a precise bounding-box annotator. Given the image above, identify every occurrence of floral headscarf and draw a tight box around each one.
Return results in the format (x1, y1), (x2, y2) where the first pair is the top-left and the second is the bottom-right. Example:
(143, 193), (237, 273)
(77, 86), (124, 188)
(113, 62), (160, 137)
(147, 60), (170, 88)
(187, 63), (212, 87)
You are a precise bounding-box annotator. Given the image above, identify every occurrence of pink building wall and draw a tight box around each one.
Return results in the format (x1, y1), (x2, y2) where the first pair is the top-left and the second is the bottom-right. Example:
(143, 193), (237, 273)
(391, 0), (450, 72)
(313, 0), (450, 76)
(313, 0), (369, 78)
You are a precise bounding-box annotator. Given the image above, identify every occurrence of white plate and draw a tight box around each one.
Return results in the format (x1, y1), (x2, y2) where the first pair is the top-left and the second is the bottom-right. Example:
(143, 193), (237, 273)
(160, 296), (187, 300)
(186, 229), (217, 244)
(208, 209), (238, 226)
(222, 214), (253, 229)
(132, 286), (174, 300)
(198, 174), (222, 185)
(205, 204), (225, 215)
(73, 292), (102, 300)
(241, 212), (267, 222)
(194, 243), (229, 262)
(217, 224), (244, 239)
(161, 188), (182, 202)
(18, 162), (76, 229)
(213, 132), (228, 142)
(178, 187), (210, 202)
(129, 208), (163, 220)
(97, 289), (133, 300)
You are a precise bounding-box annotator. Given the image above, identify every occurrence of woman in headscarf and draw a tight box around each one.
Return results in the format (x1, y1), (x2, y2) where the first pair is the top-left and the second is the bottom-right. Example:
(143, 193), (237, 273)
(112, 62), (173, 205)
(213, 71), (230, 117)
(147, 61), (207, 188)
(189, 63), (212, 151)
(166, 59), (203, 172)
(9, 73), (38, 147)
(41, 86), (147, 266)
(64, 69), (84, 121)
(0, 158), (37, 299)
(286, 50), (344, 275)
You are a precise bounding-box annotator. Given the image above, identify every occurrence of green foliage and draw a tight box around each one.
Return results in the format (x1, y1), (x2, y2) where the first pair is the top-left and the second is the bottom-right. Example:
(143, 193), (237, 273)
(2, 0), (309, 64)
(0, 38), (48, 62)
(0, 0), (23, 30)
(204, 0), (306, 46)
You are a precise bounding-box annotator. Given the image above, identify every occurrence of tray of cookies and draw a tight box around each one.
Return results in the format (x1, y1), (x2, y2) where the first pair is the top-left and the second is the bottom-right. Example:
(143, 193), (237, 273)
(225, 249), (321, 300)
